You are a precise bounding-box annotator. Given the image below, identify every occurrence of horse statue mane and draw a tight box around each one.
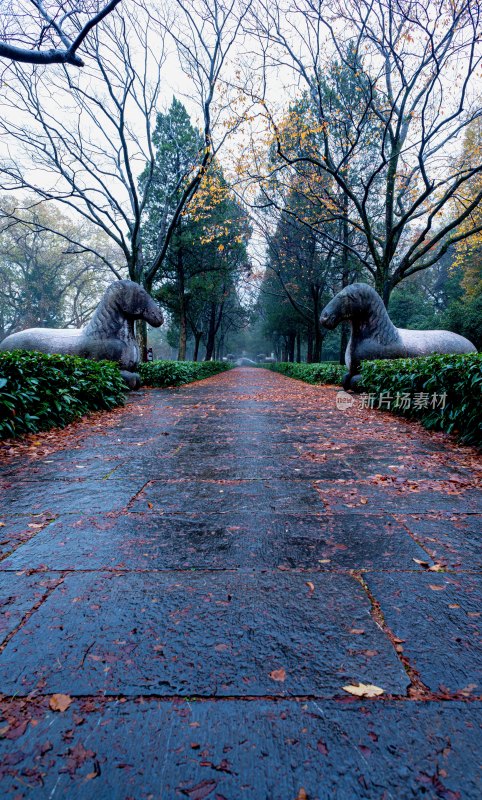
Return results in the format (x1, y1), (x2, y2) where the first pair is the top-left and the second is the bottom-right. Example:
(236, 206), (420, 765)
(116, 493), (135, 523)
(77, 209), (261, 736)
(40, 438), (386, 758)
(320, 282), (476, 391)
(0, 280), (163, 389)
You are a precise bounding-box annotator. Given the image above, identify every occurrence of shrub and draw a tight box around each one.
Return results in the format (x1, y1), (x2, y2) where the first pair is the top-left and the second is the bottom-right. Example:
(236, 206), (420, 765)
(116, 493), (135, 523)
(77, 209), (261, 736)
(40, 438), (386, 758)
(266, 362), (345, 385)
(359, 353), (482, 446)
(139, 359), (231, 388)
(0, 351), (126, 439)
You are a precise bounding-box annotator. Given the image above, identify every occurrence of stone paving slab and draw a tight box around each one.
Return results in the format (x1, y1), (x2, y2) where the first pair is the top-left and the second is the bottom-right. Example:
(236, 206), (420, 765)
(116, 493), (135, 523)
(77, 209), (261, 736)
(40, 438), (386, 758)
(0, 479), (145, 517)
(395, 513), (482, 570)
(0, 571), (409, 697)
(132, 478), (325, 516)
(364, 572), (481, 694)
(314, 478), (481, 514)
(113, 452), (357, 480)
(0, 698), (479, 799)
(2, 512), (433, 572)
(0, 573), (62, 642)
(0, 513), (56, 560)
(0, 452), (126, 482)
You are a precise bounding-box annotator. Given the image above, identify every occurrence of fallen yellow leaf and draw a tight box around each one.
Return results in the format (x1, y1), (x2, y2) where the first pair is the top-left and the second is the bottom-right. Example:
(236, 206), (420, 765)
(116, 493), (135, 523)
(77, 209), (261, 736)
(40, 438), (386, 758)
(429, 584), (445, 591)
(49, 694), (73, 712)
(269, 668), (286, 682)
(306, 581), (315, 592)
(342, 683), (384, 697)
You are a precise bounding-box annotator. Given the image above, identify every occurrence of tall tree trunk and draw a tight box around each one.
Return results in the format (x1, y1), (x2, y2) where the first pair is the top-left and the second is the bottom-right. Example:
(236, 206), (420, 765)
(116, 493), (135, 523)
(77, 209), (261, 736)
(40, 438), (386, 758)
(178, 295), (187, 361)
(288, 332), (295, 362)
(217, 333), (225, 361)
(177, 246), (187, 361)
(339, 199), (351, 364)
(375, 267), (391, 307)
(313, 325), (322, 363)
(136, 319), (148, 363)
(306, 328), (313, 363)
(296, 332), (301, 363)
(136, 275), (152, 362)
(193, 331), (202, 362)
(204, 303), (216, 361)
(311, 287), (322, 363)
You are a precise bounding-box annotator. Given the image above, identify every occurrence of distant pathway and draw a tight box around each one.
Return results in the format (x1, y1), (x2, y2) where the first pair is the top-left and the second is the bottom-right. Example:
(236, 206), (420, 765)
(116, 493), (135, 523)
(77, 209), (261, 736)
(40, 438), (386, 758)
(0, 368), (480, 798)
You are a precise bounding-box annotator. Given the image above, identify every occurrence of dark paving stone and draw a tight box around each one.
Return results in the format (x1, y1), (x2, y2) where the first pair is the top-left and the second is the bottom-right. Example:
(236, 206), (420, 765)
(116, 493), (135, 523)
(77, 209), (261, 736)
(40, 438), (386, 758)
(0, 452), (126, 482)
(0, 514), (56, 561)
(396, 514), (482, 570)
(364, 572), (481, 694)
(0, 479), (146, 517)
(2, 513), (431, 572)
(132, 479), (324, 516)
(270, 513), (433, 570)
(0, 698), (479, 799)
(114, 451), (356, 480)
(2, 513), (242, 571)
(0, 573), (62, 643)
(0, 571), (409, 696)
(315, 479), (481, 514)
(330, 449), (476, 481)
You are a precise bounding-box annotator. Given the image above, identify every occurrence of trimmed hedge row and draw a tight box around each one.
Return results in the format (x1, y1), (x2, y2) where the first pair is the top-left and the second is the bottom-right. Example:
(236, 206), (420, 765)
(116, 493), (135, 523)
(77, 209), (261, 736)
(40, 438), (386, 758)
(359, 353), (482, 446)
(266, 362), (346, 385)
(0, 351), (126, 439)
(139, 359), (232, 388)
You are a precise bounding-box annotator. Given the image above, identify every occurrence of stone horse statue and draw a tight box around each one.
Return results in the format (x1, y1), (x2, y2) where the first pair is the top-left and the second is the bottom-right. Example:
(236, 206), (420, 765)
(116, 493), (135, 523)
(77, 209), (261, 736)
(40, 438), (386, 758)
(0, 280), (163, 389)
(320, 283), (476, 391)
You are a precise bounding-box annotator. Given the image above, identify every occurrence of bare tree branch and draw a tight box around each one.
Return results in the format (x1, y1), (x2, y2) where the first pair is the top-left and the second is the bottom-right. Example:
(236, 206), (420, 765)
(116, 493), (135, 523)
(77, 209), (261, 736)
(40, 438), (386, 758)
(0, 0), (122, 67)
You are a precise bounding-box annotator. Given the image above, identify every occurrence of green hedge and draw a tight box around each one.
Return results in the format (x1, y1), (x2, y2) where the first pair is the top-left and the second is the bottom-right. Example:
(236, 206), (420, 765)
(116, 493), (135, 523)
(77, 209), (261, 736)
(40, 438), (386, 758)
(266, 362), (346, 385)
(0, 351), (126, 439)
(140, 359), (232, 388)
(359, 353), (482, 446)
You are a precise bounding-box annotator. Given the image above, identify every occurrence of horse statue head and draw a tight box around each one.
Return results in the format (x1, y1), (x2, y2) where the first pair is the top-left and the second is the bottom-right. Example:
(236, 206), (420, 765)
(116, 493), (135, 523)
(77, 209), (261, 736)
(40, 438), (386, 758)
(109, 280), (164, 327)
(82, 280), (163, 343)
(320, 283), (389, 332)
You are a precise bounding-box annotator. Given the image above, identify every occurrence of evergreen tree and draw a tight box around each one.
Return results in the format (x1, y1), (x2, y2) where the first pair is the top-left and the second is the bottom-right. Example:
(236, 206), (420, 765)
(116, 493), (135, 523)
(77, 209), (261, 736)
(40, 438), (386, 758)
(140, 99), (203, 269)
(141, 106), (251, 359)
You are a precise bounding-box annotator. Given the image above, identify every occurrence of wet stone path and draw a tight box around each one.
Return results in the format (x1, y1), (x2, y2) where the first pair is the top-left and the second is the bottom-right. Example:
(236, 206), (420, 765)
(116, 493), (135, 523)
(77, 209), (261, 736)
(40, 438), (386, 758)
(0, 367), (480, 798)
